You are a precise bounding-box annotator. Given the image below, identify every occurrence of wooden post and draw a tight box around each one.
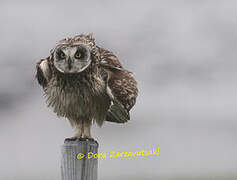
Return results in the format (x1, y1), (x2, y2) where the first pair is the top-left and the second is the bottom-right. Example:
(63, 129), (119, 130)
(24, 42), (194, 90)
(61, 139), (99, 180)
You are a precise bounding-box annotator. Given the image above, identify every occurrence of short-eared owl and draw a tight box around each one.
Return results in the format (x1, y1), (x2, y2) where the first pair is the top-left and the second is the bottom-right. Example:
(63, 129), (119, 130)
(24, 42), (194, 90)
(36, 34), (138, 141)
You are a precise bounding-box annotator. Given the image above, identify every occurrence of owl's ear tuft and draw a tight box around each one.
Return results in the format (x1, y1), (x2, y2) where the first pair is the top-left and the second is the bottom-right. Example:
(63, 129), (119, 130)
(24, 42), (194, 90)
(50, 48), (54, 55)
(87, 33), (95, 41)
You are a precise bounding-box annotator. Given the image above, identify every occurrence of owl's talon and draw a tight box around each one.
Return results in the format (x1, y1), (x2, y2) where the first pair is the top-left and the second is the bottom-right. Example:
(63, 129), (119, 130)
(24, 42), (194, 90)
(77, 137), (97, 144)
(78, 137), (87, 141)
(86, 137), (95, 141)
(64, 137), (79, 142)
(86, 137), (98, 145)
(78, 137), (93, 141)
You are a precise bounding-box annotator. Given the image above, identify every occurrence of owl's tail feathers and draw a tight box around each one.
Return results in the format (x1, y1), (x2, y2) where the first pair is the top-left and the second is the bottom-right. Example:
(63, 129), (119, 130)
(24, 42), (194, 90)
(105, 102), (130, 123)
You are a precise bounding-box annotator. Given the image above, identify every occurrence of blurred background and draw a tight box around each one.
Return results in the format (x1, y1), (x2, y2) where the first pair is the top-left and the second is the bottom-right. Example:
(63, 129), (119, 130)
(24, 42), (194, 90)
(1, 0), (237, 179)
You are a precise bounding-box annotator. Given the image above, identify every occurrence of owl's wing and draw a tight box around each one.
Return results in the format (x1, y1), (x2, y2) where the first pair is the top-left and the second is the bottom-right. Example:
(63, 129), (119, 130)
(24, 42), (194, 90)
(98, 47), (138, 123)
(98, 47), (123, 69)
(36, 57), (52, 89)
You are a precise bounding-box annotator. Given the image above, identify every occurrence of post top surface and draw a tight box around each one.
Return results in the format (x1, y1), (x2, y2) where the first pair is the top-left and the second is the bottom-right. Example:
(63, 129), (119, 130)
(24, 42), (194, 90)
(62, 139), (99, 147)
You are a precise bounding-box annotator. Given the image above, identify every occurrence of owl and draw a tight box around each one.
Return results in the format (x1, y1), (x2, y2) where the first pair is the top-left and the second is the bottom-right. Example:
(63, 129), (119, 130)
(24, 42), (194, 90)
(36, 34), (138, 141)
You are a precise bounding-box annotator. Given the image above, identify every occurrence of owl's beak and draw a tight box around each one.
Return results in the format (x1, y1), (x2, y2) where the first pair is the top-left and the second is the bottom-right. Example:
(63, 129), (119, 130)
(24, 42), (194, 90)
(68, 57), (72, 70)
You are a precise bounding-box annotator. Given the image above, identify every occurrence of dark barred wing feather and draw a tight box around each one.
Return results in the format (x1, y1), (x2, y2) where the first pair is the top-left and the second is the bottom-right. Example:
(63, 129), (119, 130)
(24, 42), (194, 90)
(99, 47), (138, 123)
(36, 58), (52, 89)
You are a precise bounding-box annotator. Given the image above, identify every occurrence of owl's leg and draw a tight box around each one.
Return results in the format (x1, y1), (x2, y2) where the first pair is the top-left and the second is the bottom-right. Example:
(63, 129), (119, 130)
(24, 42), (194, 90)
(64, 120), (83, 142)
(82, 120), (92, 139)
(74, 122), (83, 138)
(65, 119), (95, 142)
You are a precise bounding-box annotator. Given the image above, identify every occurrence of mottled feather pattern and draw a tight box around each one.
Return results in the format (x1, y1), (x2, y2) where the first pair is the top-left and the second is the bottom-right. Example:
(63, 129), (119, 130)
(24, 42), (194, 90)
(107, 69), (138, 111)
(45, 72), (110, 126)
(97, 47), (138, 112)
(98, 47), (123, 68)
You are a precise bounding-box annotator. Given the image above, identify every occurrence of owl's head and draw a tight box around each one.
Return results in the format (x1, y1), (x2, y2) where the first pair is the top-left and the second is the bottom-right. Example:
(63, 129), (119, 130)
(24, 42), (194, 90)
(51, 34), (96, 74)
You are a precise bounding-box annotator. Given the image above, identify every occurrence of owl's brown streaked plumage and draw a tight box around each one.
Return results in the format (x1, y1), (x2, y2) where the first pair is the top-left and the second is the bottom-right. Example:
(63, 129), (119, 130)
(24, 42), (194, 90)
(36, 34), (138, 140)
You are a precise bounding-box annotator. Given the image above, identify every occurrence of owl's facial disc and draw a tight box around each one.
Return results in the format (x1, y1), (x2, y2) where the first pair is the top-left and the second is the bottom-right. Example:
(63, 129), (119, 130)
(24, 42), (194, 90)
(53, 44), (91, 74)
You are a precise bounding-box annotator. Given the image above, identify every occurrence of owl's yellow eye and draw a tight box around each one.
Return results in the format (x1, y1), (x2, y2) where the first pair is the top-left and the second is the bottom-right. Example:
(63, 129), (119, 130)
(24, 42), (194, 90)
(75, 52), (81, 59)
(58, 51), (66, 59)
